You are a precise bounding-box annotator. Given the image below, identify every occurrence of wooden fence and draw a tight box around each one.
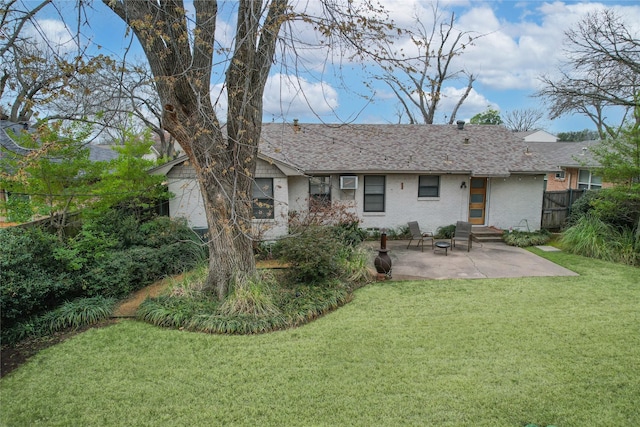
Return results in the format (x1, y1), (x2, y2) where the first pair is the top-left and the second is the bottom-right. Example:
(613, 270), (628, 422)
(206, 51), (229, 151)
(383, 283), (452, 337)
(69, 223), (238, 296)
(541, 189), (585, 230)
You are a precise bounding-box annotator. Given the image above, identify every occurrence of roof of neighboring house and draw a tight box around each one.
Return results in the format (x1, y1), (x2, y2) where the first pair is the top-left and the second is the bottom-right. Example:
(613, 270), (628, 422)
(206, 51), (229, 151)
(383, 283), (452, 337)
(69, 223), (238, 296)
(0, 121), (31, 159)
(514, 130), (558, 143)
(0, 120), (118, 163)
(258, 123), (555, 177)
(528, 140), (600, 169)
(152, 123), (557, 177)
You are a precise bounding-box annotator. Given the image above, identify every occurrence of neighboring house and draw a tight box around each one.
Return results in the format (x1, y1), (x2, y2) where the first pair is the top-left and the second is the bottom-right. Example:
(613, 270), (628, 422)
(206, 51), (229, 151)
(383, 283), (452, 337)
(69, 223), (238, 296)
(151, 122), (556, 240)
(526, 140), (609, 191)
(516, 130), (558, 143)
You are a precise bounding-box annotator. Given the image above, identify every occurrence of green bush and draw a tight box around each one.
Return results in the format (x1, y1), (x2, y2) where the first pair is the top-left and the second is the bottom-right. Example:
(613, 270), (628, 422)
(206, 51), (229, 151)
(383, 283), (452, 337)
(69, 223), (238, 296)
(568, 186), (640, 230)
(331, 221), (367, 247)
(503, 229), (551, 247)
(436, 224), (456, 239)
(140, 216), (203, 248)
(273, 225), (345, 284)
(0, 228), (77, 328)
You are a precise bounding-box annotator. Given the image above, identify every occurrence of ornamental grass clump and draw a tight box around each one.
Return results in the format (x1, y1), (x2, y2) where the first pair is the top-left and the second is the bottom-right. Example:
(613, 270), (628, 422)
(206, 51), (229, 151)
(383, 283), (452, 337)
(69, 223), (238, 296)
(561, 214), (639, 265)
(503, 229), (551, 247)
(218, 273), (281, 318)
(45, 296), (116, 332)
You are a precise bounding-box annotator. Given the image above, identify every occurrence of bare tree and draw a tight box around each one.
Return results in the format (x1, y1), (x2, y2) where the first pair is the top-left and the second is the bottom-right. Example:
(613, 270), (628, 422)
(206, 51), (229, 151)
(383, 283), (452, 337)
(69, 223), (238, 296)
(104, 0), (390, 299)
(502, 108), (545, 132)
(372, 4), (479, 124)
(537, 9), (640, 139)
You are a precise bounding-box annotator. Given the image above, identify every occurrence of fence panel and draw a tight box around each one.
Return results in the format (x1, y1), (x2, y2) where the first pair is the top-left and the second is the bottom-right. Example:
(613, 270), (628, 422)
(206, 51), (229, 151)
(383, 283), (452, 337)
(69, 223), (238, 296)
(541, 189), (585, 230)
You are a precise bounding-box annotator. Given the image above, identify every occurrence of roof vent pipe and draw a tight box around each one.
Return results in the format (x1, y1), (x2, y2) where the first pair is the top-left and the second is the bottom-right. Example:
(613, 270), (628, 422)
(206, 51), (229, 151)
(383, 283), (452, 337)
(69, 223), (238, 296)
(456, 120), (465, 130)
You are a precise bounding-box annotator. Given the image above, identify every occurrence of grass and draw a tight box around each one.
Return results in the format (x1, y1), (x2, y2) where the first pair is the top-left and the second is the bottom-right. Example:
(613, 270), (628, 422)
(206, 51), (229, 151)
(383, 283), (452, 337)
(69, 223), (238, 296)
(1, 251), (638, 426)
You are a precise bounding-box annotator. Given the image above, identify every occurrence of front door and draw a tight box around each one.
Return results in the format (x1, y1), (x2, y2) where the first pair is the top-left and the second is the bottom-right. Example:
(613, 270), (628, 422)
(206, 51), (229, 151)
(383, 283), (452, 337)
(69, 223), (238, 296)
(468, 178), (487, 225)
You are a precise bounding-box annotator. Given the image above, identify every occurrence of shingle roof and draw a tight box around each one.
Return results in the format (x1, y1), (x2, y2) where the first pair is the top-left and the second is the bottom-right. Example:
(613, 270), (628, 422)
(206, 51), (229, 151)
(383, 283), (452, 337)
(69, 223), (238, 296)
(527, 141), (600, 169)
(0, 121), (31, 159)
(258, 123), (555, 177)
(0, 120), (118, 163)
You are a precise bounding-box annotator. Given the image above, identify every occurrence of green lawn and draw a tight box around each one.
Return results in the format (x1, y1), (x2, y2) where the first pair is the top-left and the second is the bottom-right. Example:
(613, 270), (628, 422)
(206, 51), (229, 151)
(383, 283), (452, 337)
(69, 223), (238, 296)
(1, 250), (638, 426)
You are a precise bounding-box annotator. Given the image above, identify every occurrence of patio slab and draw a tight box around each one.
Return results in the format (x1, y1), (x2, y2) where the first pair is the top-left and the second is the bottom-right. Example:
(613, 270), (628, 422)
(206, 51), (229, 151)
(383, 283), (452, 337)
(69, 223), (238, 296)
(366, 239), (578, 281)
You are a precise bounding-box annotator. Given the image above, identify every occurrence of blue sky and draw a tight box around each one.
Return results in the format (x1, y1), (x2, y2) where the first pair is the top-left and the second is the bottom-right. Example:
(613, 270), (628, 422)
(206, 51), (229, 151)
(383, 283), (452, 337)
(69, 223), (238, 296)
(24, 1), (640, 134)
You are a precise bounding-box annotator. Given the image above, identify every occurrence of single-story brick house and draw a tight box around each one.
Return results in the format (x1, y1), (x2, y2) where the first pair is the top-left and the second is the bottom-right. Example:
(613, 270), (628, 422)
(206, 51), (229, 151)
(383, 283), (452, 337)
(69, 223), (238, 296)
(151, 122), (557, 239)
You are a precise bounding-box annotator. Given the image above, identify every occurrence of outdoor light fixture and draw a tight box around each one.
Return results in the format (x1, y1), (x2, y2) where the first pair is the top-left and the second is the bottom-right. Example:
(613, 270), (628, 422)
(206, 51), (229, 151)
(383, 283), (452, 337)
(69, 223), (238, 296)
(460, 181), (467, 189)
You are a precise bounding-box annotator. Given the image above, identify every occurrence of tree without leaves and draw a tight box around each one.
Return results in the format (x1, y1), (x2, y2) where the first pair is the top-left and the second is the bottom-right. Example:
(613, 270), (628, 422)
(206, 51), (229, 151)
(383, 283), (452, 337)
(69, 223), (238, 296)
(537, 9), (640, 139)
(371, 4), (478, 124)
(502, 108), (544, 132)
(104, 0), (392, 299)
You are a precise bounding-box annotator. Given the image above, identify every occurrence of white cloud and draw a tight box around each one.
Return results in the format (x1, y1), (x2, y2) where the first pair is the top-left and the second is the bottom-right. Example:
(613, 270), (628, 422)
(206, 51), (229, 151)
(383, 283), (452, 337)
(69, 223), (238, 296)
(211, 73), (339, 122)
(27, 19), (75, 53)
(454, 1), (640, 91)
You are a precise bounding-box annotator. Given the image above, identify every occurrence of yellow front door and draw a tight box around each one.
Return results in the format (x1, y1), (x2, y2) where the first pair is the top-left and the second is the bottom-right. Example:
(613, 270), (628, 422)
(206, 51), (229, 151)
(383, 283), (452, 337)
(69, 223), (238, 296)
(468, 178), (487, 225)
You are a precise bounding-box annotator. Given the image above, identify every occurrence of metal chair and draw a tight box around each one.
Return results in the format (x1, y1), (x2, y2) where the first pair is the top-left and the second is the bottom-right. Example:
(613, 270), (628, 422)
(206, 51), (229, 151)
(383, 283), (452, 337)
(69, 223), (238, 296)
(407, 221), (434, 252)
(451, 221), (472, 251)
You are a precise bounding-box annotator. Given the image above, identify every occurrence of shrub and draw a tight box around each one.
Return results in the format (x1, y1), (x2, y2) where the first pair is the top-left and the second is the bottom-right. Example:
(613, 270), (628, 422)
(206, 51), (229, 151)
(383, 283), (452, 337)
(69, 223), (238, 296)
(436, 224), (456, 239)
(273, 225), (345, 284)
(140, 216), (203, 248)
(503, 229), (551, 247)
(0, 228), (76, 328)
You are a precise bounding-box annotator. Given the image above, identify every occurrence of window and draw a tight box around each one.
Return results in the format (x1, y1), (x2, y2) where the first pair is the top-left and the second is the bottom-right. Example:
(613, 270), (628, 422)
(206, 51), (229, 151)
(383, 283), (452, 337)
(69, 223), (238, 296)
(364, 175), (385, 212)
(555, 170), (565, 180)
(309, 176), (331, 207)
(578, 169), (602, 190)
(252, 178), (274, 219)
(418, 175), (440, 197)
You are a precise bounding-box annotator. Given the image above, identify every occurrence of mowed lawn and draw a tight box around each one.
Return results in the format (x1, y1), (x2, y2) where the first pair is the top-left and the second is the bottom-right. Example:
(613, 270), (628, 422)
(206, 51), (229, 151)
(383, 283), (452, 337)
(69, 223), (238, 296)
(1, 250), (638, 426)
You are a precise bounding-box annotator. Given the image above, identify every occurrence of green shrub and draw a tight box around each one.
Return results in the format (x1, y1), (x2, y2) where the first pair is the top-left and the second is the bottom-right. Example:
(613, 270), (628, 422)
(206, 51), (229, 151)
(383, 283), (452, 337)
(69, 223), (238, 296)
(436, 224), (456, 239)
(4, 194), (33, 222)
(332, 221), (367, 247)
(0, 228), (76, 328)
(273, 225), (345, 284)
(503, 229), (551, 247)
(140, 216), (203, 248)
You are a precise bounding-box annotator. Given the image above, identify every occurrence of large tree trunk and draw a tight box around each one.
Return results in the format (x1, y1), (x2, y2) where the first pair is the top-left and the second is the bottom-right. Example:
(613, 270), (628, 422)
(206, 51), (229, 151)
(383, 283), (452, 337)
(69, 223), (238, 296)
(106, 0), (287, 300)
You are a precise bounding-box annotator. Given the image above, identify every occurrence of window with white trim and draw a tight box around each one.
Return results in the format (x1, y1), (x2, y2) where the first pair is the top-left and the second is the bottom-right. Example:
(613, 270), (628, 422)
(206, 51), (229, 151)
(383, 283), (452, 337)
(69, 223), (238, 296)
(252, 178), (274, 219)
(578, 169), (602, 189)
(418, 175), (440, 197)
(364, 175), (385, 212)
(309, 176), (331, 207)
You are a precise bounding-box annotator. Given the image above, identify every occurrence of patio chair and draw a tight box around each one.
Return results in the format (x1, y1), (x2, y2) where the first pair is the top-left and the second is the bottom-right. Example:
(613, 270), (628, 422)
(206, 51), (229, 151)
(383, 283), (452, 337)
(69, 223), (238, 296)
(451, 221), (472, 252)
(406, 221), (433, 252)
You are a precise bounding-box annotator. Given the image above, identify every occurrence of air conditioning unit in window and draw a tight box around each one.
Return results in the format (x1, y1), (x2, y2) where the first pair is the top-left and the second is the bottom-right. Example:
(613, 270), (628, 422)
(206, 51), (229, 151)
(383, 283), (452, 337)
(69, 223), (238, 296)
(340, 175), (358, 190)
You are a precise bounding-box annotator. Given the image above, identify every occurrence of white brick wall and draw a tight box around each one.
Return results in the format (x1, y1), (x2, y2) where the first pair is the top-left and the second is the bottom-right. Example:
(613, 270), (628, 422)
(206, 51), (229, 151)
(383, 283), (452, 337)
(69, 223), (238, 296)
(487, 175), (545, 231)
(168, 168), (546, 239)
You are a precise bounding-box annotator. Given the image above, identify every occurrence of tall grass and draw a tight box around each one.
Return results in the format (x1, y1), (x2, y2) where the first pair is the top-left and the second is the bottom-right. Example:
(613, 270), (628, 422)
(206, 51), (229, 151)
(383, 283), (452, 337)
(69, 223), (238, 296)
(218, 273), (281, 317)
(561, 214), (639, 265)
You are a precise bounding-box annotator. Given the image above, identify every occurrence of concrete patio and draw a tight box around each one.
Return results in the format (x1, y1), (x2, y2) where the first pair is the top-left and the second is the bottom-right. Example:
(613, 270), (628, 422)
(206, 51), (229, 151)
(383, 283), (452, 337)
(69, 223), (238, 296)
(366, 239), (578, 281)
